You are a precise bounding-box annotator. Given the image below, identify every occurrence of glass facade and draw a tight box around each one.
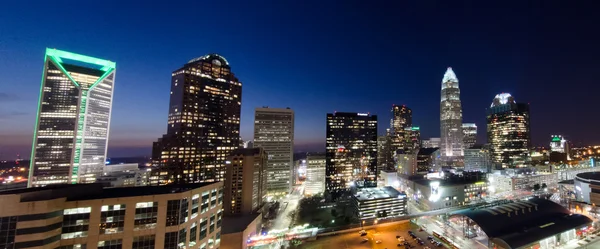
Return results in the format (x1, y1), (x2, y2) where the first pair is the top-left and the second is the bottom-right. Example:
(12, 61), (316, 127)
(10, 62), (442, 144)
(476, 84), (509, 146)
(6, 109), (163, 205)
(487, 93), (531, 168)
(99, 204), (126, 234)
(29, 48), (116, 187)
(326, 112), (377, 197)
(253, 108), (294, 196)
(440, 67), (464, 164)
(134, 202), (158, 230)
(462, 123), (477, 149)
(151, 54), (242, 185)
(390, 105), (413, 157)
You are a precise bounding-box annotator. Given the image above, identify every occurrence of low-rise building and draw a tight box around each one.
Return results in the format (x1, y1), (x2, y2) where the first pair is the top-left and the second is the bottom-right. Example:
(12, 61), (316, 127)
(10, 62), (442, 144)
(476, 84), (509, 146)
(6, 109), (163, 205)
(221, 213), (262, 249)
(405, 177), (488, 210)
(378, 170), (399, 187)
(574, 172), (600, 205)
(97, 163), (151, 187)
(488, 170), (558, 194)
(353, 186), (407, 220)
(0, 182), (223, 249)
(305, 153), (326, 196)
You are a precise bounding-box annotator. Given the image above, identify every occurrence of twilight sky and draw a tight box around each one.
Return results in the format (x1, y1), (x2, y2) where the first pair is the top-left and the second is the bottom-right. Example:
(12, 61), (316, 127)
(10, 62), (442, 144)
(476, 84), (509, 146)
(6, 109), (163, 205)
(1, 1), (599, 159)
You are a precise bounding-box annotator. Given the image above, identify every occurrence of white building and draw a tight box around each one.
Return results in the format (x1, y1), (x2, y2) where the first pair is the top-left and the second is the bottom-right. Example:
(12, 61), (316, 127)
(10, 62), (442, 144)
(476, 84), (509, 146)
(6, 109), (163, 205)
(488, 171), (558, 194)
(305, 154), (326, 196)
(97, 163), (150, 187)
(464, 146), (492, 173)
(353, 186), (408, 219)
(378, 170), (399, 188)
(253, 107), (295, 196)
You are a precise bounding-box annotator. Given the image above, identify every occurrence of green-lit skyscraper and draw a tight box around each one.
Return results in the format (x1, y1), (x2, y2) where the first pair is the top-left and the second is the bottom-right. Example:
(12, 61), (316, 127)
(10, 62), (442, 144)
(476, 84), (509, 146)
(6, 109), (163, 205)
(29, 48), (116, 187)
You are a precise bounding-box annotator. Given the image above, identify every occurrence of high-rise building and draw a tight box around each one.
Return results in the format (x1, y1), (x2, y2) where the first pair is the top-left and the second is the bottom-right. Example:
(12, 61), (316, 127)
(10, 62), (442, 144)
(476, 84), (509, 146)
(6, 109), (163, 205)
(487, 93), (531, 168)
(440, 67), (464, 164)
(0, 182), (223, 249)
(305, 153), (326, 196)
(253, 107), (294, 196)
(29, 48), (116, 187)
(151, 54), (242, 185)
(377, 133), (393, 172)
(464, 145), (492, 173)
(416, 148), (440, 173)
(550, 135), (568, 153)
(404, 126), (421, 154)
(462, 123), (477, 149)
(224, 148), (267, 216)
(421, 138), (441, 148)
(390, 105), (412, 155)
(326, 112), (377, 195)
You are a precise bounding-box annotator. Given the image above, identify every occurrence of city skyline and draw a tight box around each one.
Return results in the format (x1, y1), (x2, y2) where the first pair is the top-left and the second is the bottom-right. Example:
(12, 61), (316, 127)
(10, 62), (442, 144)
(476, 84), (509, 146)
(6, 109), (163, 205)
(2, 2), (600, 159)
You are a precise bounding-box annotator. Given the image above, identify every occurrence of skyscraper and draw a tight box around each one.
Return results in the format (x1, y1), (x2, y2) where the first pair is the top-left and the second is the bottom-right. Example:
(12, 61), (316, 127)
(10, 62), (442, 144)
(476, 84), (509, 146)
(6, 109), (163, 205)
(29, 48), (116, 187)
(151, 54), (242, 185)
(462, 123), (477, 149)
(404, 126), (421, 154)
(326, 112), (377, 196)
(377, 133), (393, 172)
(253, 107), (294, 196)
(224, 148), (267, 215)
(550, 135), (567, 153)
(440, 67), (464, 164)
(487, 93), (531, 168)
(390, 105), (412, 155)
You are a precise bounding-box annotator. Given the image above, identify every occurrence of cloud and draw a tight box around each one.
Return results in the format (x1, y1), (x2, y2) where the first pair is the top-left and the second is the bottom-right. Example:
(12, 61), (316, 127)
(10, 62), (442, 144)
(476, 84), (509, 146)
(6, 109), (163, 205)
(0, 92), (19, 102)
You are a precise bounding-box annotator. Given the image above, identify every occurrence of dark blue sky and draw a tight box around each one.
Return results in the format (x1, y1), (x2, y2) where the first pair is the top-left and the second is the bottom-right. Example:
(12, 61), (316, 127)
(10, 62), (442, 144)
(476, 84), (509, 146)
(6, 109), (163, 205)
(1, 1), (599, 159)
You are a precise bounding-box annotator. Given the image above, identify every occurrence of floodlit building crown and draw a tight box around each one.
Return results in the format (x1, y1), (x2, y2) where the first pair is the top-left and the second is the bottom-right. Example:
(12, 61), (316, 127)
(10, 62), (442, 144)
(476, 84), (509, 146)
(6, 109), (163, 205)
(491, 93), (516, 107)
(442, 67), (459, 83)
(188, 53), (230, 66)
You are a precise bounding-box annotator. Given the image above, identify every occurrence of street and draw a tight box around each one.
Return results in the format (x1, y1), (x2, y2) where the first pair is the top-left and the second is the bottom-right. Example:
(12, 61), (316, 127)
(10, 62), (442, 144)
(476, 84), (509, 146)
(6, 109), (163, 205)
(297, 221), (444, 249)
(271, 184), (305, 230)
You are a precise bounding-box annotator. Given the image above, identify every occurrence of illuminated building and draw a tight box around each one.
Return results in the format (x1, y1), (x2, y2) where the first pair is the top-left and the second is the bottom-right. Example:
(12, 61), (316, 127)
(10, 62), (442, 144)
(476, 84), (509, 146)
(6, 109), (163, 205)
(487, 93), (531, 168)
(0, 182), (223, 249)
(421, 137), (441, 148)
(390, 105), (412, 155)
(253, 107), (294, 196)
(305, 153), (326, 196)
(417, 148), (440, 173)
(29, 48), (116, 187)
(224, 148), (267, 216)
(326, 112), (377, 195)
(464, 145), (492, 173)
(462, 123), (477, 149)
(409, 177), (487, 210)
(353, 187), (407, 220)
(439, 67), (464, 164)
(403, 126), (421, 154)
(151, 54), (242, 185)
(550, 135), (567, 153)
(397, 153), (417, 176)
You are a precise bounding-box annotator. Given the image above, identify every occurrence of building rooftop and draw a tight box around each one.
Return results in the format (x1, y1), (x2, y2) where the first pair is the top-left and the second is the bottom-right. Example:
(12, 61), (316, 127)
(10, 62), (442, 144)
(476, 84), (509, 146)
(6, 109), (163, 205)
(221, 213), (261, 234)
(230, 148), (264, 157)
(452, 198), (591, 249)
(354, 186), (406, 201)
(0, 183), (218, 202)
(576, 172), (600, 182)
(417, 147), (439, 156)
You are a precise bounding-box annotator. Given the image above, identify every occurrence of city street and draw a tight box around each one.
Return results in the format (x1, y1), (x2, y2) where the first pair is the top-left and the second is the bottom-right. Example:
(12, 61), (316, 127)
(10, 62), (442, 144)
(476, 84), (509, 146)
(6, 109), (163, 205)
(297, 221), (442, 249)
(271, 184), (305, 230)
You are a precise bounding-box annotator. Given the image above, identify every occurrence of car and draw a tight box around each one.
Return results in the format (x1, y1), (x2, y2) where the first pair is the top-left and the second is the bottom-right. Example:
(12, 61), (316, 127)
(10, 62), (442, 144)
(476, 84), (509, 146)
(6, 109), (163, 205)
(436, 242), (443, 247)
(419, 227), (424, 231)
(408, 231), (414, 235)
(417, 239), (425, 245)
(358, 230), (366, 235)
(376, 240), (382, 244)
(427, 236), (434, 240)
(360, 232), (367, 236)
(396, 235), (400, 238)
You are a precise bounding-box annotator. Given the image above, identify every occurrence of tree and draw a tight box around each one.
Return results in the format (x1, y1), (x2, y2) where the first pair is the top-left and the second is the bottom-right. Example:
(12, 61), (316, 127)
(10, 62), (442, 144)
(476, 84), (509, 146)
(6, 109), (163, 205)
(541, 183), (548, 189)
(533, 183), (541, 191)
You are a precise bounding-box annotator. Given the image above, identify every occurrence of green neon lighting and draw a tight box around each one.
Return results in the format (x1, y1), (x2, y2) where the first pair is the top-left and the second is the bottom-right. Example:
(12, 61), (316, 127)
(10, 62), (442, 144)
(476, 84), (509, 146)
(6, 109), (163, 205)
(552, 137), (561, 142)
(412, 127), (420, 131)
(29, 56), (48, 187)
(48, 56), (80, 87)
(89, 68), (115, 90)
(45, 48), (115, 71)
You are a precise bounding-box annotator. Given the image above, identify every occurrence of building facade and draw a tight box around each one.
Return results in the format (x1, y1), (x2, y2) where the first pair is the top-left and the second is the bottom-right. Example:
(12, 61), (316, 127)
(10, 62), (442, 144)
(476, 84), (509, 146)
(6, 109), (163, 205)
(305, 153), (326, 196)
(353, 187), (408, 220)
(253, 107), (294, 196)
(377, 134), (394, 172)
(462, 123), (477, 149)
(404, 127), (421, 154)
(390, 105), (412, 155)
(417, 148), (439, 173)
(29, 48), (116, 187)
(151, 54), (242, 185)
(224, 148), (267, 215)
(326, 112), (377, 195)
(487, 93), (531, 168)
(421, 138), (441, 149)
(464, 146), (492, 173)
(439, 67), (464, 164)
(0, 183), (223, 249)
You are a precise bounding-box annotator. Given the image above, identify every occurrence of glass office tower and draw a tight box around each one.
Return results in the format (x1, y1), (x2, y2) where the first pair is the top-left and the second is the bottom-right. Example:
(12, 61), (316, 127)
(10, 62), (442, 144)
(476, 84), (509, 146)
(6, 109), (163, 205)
(29, 48), (116, 187)
(487, 93), (531, 168)
(326, 112), (377, 197)
(440, 67), (464, 165)
(151, 54), (242, 185)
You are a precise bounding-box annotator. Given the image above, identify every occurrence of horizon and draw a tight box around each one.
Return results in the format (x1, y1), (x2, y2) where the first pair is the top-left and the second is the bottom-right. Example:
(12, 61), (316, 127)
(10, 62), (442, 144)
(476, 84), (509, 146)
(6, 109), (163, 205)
(2, 1), (600, 160)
